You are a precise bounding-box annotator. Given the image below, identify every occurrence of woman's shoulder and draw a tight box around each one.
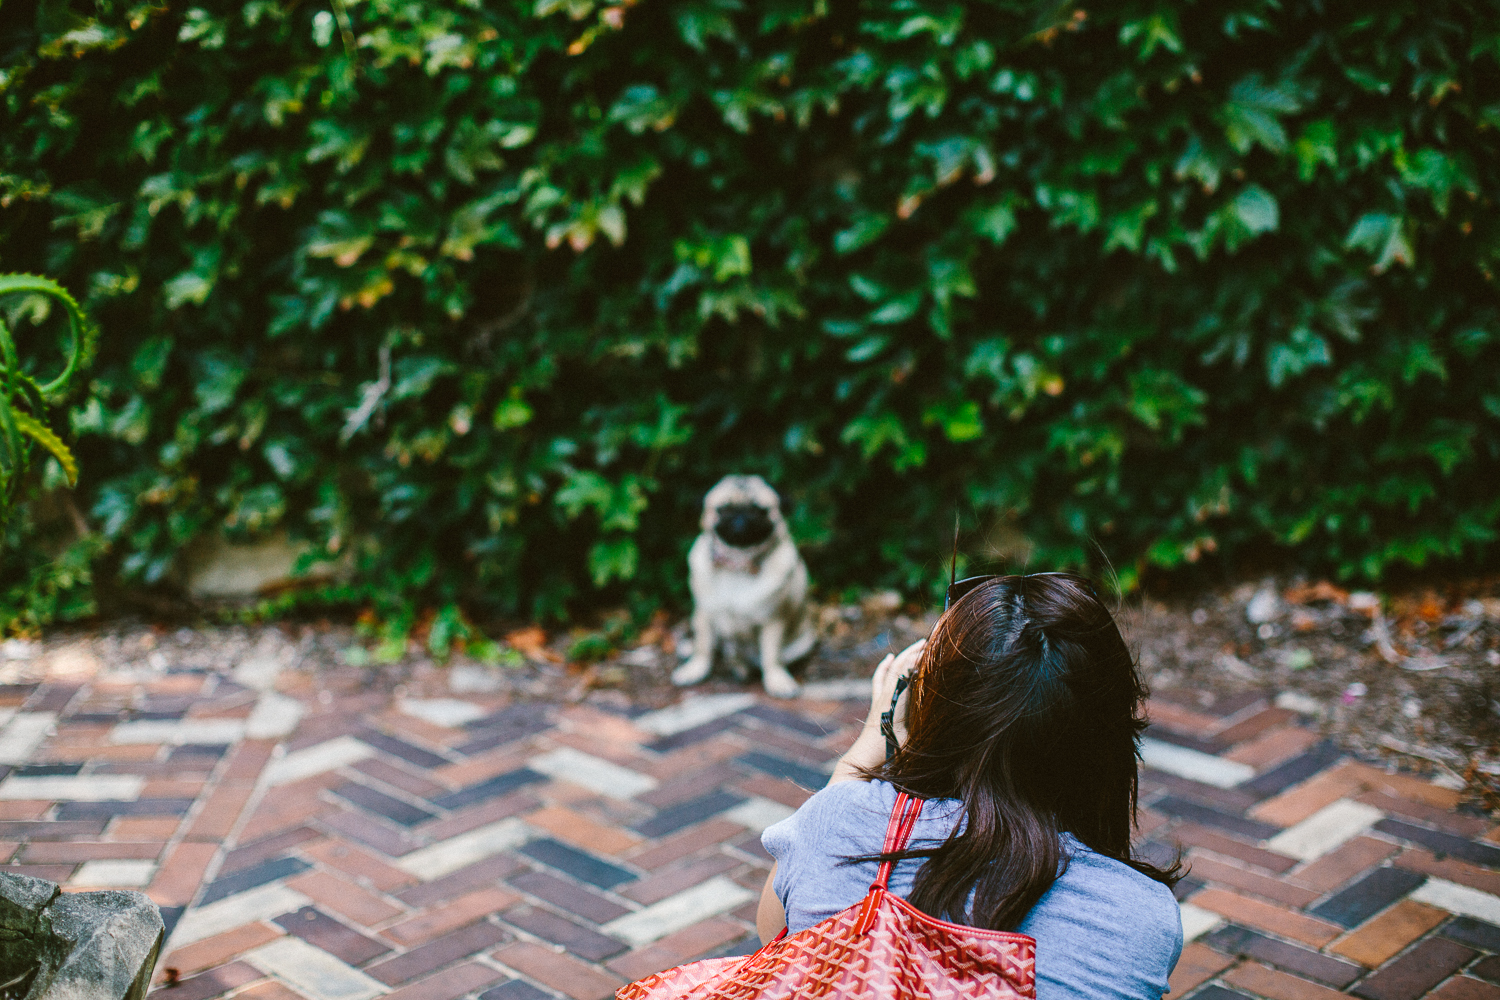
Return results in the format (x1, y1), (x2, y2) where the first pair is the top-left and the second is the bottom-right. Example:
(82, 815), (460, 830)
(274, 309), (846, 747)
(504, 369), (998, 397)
(1022, 842), (1182, 999)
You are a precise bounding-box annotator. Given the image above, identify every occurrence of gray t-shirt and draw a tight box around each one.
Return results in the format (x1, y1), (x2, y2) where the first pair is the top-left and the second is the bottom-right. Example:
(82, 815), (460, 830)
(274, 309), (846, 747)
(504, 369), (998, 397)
(761, 779), (1182, 1000)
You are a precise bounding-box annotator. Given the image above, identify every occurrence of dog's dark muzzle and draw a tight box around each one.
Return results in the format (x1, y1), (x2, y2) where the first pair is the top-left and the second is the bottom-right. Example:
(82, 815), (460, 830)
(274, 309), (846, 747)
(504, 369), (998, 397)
(714, 504), (774, 547)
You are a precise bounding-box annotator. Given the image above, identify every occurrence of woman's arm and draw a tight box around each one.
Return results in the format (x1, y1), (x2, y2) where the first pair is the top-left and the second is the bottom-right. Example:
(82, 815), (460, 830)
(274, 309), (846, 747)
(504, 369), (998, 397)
(756, 862), (785, 945)
(827, 639), (923, 785)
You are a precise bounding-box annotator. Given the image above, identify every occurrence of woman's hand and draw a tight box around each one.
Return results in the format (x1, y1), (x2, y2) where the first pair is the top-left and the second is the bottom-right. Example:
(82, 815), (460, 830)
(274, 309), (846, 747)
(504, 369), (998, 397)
(828, 638), (925, 786)
(864, 638), (925, 741)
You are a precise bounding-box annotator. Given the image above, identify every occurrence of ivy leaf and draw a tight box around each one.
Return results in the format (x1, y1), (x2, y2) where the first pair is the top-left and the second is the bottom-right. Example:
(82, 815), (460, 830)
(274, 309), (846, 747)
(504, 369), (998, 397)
(588, 536), (638, 586)
(1232, 186), (1279, 234)
(1221, 75), (1301, 155)
(1345, 213), (1414, 272)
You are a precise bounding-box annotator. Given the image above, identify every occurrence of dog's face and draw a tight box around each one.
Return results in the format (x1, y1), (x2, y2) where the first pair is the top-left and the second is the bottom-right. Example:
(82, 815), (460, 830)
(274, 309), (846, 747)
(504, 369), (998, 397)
(702, 475), (783, 549)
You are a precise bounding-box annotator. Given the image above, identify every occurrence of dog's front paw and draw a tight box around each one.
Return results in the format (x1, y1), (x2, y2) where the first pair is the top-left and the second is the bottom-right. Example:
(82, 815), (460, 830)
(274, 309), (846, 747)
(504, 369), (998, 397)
(672, 656), (712, 687)
(761, 668), (801, 699)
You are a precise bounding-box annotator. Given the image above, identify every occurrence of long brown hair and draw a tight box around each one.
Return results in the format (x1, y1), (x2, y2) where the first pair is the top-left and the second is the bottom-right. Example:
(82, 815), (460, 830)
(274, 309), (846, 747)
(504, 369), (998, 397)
(856, 572), (1180, 930)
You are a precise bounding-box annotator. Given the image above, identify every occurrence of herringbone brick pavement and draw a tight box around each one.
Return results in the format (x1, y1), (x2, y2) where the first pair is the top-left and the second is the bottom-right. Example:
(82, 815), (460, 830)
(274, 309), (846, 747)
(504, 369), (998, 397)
(0, 641), (1496, 1000)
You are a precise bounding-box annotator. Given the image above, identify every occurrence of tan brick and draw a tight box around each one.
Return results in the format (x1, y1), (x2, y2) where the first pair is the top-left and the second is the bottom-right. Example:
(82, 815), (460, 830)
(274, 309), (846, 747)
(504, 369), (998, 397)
(286, 869), (404, 927)
(0, 801), (50, 820)
(493, 941), (623, 1000)
(1330, 899), (1448, 967)
(1185, 853), (1320, 908)
(1247, 762), (1366, 826)
(381, 886), (517, 945)
(1290, 835), (1398, 892)
(1223, 961), (1347, 1000)
(1188, 888), (1342, 947)
(525, 805), (640, 856)
(148, 841), (217, 907)
(235, 980), (305, 1000)
(24, 841), (166, 863)
(1165, 942), (1235, 999)
(163, 923), (282, 976)
(1342, 762), (1462, 809)
(556, 705), (651, 746)
(110, 817), (183, 840)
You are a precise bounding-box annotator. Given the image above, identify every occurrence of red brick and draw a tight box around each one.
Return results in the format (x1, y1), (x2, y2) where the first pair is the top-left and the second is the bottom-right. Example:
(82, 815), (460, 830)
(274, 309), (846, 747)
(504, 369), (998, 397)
(163, 923), (282, 976)
(1165, 942), (1235, 999)
(1171, 824), (1298, 873)
(1433, 978), (1500, 1000)
(417, 791), (540, 842)
(383, 961), (504, 1000)
(286, 869), (405, 927)
(624, 819), (745, 871)
(184, 782), (258, 842)
(1224, 726), (1323, 768)
(731, 773), (813, 810)
(1188, 888), (1342, 947)
(1186, 853), (1320, 907)
(621, 854), (741, 905)
(1357, 789), (1492, 837)
(0, 801), (50, 820)
(1223, 961), (1347, 1000)
(301, 839), (418, 890)
(22, 841), (165, 863)
(1215, 708), (1297, 747)
(605, 918), (746, 980)
(381, 886), (517, 945)
(150, 961), (262, 1000)
(149, 841), (218, 907)
(1393, 847), (1500, 896)
(493, 941), (624, 1000)
(221, 738), (278, 783)
(1291, 836), (1400, 892)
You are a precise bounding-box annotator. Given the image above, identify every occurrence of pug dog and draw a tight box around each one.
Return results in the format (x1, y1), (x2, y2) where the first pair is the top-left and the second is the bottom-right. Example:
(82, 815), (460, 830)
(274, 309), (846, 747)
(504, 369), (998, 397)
(673, 475), (817, 698)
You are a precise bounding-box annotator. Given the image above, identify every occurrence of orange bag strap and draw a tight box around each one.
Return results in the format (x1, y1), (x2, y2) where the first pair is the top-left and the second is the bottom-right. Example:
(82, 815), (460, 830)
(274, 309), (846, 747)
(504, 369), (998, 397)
(855, 792), (924, 936)
(872, 791), (924, 891)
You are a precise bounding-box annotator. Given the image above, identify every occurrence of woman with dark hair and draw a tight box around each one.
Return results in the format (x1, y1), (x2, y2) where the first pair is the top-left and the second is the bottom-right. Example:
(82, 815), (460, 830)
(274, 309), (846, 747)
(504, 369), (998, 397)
(756, 572), (1183, 999)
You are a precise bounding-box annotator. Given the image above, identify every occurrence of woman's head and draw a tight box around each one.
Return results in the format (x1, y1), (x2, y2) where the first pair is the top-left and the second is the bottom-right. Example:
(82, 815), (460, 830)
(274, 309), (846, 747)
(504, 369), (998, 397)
(863, 572), (1177, 929)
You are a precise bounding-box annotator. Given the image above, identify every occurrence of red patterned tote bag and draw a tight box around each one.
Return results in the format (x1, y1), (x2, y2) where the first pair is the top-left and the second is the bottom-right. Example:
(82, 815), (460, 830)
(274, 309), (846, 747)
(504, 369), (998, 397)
(618, 791), (1036, 1000)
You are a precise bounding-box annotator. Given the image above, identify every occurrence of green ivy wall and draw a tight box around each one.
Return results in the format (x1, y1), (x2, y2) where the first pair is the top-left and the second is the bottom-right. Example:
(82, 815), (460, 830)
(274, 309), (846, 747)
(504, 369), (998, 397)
(1, 0), (1498, 627)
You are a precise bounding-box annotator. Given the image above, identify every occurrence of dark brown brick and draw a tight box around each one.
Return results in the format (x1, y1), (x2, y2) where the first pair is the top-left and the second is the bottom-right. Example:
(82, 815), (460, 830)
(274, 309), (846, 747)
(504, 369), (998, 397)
(506, 870), (630, 924)
(367, 920), (509, 985)
(500, 905), (627, 961)
(1353, 937), (1477, 1000)
(273, 906), (390, 965)
(395, 853), (523, 909)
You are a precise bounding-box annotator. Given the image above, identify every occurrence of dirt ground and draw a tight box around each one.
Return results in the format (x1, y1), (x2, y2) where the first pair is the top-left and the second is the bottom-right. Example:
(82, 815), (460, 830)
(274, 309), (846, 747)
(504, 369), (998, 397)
(7, 575), (1497, 811)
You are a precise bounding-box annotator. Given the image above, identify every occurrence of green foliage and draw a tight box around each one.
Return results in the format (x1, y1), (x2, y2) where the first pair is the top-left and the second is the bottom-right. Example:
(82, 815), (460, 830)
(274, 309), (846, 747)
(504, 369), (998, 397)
(1, 0), (1499, 625)
(0, 274), (95, 519)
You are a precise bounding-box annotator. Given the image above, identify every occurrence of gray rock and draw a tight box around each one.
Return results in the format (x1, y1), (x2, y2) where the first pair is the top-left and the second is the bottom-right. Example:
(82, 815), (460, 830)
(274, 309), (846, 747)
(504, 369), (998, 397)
(1245, 584), (1282, 625)
(0, 873), (162, 1000)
